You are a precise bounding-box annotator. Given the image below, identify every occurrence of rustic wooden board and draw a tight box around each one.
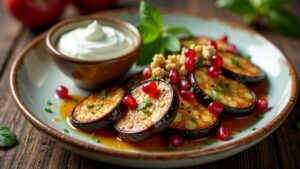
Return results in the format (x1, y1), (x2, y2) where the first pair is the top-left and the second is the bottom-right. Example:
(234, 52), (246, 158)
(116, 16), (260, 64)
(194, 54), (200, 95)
(0, 0), (299, 169)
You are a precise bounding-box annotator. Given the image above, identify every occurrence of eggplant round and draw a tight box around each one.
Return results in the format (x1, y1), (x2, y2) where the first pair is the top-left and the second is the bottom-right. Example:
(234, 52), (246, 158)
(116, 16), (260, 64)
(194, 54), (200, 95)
(70, 86), (126, 130)
(189, 67), (257, 117)
(218, 51), (265, 84)
(114, 79), (179, 142)
(166, 86), (221, 140)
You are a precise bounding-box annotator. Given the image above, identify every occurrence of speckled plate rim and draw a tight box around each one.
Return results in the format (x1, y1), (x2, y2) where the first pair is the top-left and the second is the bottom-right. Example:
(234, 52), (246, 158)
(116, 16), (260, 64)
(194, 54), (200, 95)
(10, 8), (298, 160)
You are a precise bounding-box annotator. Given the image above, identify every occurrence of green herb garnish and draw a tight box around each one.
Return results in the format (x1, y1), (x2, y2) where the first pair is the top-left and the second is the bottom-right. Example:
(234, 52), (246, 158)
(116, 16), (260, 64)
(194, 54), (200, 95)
(189, 87), (195, 93)
(63, 128), (69, 134)
(167, 144), (175, 151)
(230, 57), (243, 69)
(44, 108), (52, 113)
(245, 55), (251, 61)
(143, 109), (151, 115)
(47, 100), (53, 106)
(100, 90), (107, 100)
(204, 95), (210, 100)
(255, 114), (264, 119)
(215, 88), (231, 95)
(204, 140), (213, 145)
(136, 1), (192, 66)
(191, 117), (197, 123)
(196, 58), (204, 69)
(184, 104), (191, 110)
(189, 40), (200, 45)
(96, 104), (103, 110)
(151, 76), (159, 81)
(211, 90), (219, 101)
(216, 0), (300, 37)
(252, 127), (257, 131)
(73, 98), (79, 102)
(95, 138), (101, 143)
(0, 126), (18, 150)
(137, 98), (151, 110)
(87, 104), (94, 109)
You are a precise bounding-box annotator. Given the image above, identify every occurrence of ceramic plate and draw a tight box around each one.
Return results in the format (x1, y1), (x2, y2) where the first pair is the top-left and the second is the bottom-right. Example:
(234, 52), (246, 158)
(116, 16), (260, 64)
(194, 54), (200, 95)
(10, 9), (298, 168)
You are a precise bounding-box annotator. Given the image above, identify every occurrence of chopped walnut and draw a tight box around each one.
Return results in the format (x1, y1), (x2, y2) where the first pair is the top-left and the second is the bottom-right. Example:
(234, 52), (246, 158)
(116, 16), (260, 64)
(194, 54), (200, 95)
(202, 45), (216, 60)
(165, 54), (181, 71)
(152, 67), (167, 78)
(150, 54), (165, 69)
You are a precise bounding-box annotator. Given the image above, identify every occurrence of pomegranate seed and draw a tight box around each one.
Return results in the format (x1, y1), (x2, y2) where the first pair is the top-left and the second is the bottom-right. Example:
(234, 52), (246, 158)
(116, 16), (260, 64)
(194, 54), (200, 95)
(180, 77), (191, 90)
(142, 81), (158, 95)
(185, 56), (196, 71)
(207, 40), (218, 50)
(211, 55), (223, 67)
(180, 90), (195, 102)
(217, 126), (229, 141)
(169, 69), (180, 84)
(256, 99), (268, 114)
(228, 45), (237, 54)
(169, 135), (184, 147)
(56, 86), (69, 99)
(219, 34), (228, 43)
(208, 66), (222, 78)
(208, 101), (223, 116)
(123, 96), (138, 110)
(143, 67), (152, 79)
(184, 48), (197, 59)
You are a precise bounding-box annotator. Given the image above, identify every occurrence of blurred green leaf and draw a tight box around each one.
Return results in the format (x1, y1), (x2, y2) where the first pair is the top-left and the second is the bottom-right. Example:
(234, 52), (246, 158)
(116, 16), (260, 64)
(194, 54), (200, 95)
(250, 0), (290, 8)
(137, 22), (160, 44)
(216, 0), (256, 15)
(136, 37), (164, 66)
(140, 1), (163, 29)
(267, 8), (300, 37)
(0, 126), (18, 150)
(165, 26), (192, 37)
(163, 34), (181, 52)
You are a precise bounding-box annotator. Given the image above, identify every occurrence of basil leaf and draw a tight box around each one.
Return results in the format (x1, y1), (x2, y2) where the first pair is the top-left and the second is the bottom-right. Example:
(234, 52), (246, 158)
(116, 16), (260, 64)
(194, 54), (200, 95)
(165, 26), (192, 38)
(267, 8), (300, 37)
(163, 34), (181, 52)
(216, 0), (256, 15)
(0, 126), (18, 150)
(136, 36), (164, 66)
(137, 22), (160, 44)
(140, 1), (163, 28)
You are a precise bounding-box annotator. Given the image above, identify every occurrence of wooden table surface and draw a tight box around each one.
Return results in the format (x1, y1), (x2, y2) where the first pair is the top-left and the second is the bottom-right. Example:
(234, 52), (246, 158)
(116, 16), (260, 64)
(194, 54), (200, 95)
(0, 0), (300, 168)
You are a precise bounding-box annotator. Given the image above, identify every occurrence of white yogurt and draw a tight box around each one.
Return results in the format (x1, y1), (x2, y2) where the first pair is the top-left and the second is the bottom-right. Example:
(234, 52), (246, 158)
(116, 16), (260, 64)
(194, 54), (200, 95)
(57, 20), (134, 60)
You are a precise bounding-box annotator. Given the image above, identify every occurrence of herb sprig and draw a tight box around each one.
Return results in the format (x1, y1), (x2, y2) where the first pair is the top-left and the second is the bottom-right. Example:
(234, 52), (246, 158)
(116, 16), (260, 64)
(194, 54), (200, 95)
(0, 126), (18, 150)
(136, 1), (192, 65)
(216, 0), (300, 37)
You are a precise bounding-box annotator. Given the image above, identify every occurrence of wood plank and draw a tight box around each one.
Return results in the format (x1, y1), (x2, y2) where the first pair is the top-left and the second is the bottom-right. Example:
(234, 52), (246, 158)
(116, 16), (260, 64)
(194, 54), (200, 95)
(0, 4), (22, 75)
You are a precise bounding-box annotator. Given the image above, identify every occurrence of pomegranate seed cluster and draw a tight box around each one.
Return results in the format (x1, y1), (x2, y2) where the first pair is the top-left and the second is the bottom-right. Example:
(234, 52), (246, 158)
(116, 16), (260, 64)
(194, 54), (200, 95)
(149, 44), (216, 79)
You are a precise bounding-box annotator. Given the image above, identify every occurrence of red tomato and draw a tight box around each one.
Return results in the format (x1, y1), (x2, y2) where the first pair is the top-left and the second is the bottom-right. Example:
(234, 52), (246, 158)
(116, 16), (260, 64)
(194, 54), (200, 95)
(3, 0), (67, 28)
(70, 0), (118, 14)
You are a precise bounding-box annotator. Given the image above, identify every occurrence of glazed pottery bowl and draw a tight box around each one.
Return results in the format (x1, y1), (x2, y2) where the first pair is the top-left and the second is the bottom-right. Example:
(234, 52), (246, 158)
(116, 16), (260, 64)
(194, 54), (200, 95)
(46, 15), (141, 90)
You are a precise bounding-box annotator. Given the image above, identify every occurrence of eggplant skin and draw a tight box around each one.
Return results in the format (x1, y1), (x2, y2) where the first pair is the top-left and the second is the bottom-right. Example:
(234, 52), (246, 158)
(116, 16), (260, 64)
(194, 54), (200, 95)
(222, 66), (265, 84)
(189, 72), (258, 117)
(166, 118), (221, 140)
(70, 87), (126, 131)
(114, 79), (179, 142)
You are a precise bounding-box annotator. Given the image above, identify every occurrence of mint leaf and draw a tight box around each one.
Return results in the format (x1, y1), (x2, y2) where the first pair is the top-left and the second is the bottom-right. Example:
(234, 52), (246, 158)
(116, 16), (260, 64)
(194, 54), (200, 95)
(165, 26), (192, 38)
(0, 126), (18, 150)
(137, 99), (151, 110)
(267, 8), (300, 37)
(163, 34), (180, 52)
(136, 36), (164, 66)
(137, 22), (160, 44)
(216, 0), (256, 15)
(140, 1), (163, 28)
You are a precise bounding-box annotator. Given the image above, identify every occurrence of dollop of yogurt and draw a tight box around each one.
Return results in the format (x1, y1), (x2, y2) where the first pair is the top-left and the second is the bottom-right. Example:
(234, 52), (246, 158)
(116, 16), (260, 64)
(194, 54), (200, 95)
(57, 20), (134, 60)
